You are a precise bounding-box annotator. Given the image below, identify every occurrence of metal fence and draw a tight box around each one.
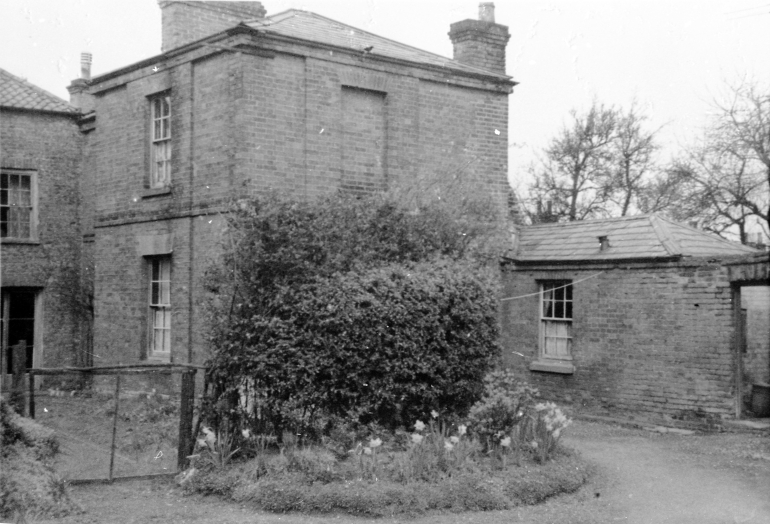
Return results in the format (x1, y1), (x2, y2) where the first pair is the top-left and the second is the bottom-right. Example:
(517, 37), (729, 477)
(10, 360), (200, 484)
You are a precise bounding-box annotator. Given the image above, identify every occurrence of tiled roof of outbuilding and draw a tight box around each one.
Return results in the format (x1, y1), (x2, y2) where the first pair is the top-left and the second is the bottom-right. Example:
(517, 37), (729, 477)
(512, 214), (760, 262)
(0, 68), (78, 114)
(246, 10), (510, 80)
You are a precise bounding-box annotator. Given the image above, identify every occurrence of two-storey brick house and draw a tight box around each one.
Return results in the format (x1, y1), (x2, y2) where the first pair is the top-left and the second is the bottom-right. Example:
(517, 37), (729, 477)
(72, 1), (515, 373)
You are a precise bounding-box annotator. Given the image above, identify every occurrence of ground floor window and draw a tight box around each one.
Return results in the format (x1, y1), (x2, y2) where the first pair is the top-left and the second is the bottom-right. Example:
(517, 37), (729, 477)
(149, 257), (171, 360)
(540, 281), (573, 360)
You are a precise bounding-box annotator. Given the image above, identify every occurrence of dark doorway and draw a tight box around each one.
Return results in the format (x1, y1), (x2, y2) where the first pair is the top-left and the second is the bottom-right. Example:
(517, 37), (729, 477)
(1, 288), (37, 390)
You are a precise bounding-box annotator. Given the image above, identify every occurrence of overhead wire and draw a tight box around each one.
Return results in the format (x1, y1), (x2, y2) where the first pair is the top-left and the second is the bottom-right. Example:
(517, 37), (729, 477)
(500, 271), (605, 302)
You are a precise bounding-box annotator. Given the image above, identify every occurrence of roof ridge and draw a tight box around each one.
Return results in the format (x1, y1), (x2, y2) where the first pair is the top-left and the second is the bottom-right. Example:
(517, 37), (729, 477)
(259, 9), (510, 79)
(528, 214), (652, 229)
(655, 214), (760, 251)
(648, 214), (682, 256)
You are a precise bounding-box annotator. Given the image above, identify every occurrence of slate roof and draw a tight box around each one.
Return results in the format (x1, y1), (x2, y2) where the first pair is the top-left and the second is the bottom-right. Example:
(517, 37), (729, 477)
(246, 10), (510, 80)
(512, 214), (760, 262)
(0, 68), (78, 114)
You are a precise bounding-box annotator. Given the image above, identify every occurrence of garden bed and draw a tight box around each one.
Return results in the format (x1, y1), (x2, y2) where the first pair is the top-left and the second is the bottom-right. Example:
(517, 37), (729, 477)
(184, 447), (590, 518)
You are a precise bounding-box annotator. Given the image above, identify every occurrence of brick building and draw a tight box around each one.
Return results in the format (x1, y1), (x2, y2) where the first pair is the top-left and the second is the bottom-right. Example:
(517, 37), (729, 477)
(65, 1), (515, 374)
(0, 68), (86, 392)
(501, 215), (769, 419)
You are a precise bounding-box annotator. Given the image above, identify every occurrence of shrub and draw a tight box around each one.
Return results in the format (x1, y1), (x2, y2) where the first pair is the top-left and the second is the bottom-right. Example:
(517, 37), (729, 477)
(204, 193), (502, 436)
(0, 398), (79, 521)
(467, 369), (539, 450)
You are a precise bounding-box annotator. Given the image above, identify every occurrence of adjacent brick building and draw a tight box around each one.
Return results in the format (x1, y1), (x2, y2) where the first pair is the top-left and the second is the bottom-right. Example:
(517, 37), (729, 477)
(501, 215), (769, 419)
(70, 1), (515, 376)
(0, 68), (86, 392)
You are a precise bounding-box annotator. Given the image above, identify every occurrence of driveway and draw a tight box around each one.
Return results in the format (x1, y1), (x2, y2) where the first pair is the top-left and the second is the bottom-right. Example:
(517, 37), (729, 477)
(39, 420), (770, 524)
(503, 420), (770, 524)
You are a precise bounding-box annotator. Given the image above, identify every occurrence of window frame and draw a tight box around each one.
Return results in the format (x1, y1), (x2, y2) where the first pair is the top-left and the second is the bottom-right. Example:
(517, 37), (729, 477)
(539, 280), (573, 361)
(148, 257), (172, 361)
(149, 93), (171, 189)
(0, 169), (38, 242)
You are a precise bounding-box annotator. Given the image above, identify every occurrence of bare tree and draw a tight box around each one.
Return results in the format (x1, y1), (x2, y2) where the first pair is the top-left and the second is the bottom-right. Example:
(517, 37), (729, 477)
(654, 81), (770, 242)
(609, 102), (661, 216)
(528, 100), (617, 222)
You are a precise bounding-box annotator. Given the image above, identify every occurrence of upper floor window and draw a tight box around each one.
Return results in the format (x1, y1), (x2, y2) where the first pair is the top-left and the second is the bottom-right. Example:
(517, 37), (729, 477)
(1, 170), (36, 240)
(150, 94), (171, 188)
(540, 281), (573, 360)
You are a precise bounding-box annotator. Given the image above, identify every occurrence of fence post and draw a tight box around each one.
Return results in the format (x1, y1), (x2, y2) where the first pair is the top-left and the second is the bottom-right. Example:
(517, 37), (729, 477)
(177, 369), (197, 472)
(28, 370), (35, 419)
(10, 340), (27, 416)
(108, 374), (121, 483)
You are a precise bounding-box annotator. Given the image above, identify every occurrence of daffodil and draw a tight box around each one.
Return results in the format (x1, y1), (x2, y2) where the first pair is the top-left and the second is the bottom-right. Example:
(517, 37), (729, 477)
(450, 436), (460, 444)
(363, 447), (372, 455)
(369, 438), (382, 448)
(411, 433), (424, 444)
(414, 420), (426, 431)
(241, 429), (251, 439)
(457, 424), (467, 436)
(500, 436), (511, 447)
(431, 410), (439, 419)
(444, 440), (454, 451)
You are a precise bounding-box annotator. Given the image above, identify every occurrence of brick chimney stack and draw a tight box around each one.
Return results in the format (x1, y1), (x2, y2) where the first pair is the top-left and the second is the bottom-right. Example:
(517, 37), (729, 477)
(158, 1), (266, 53)
(67, 52), (94, 112)
(448, 2), (510, 75)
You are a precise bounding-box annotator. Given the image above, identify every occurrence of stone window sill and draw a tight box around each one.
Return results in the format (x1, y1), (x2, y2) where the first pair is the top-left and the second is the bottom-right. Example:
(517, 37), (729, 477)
(142, 186), (172, 199)
(147, 354), (171, 364)
(529, 360), (575, 374)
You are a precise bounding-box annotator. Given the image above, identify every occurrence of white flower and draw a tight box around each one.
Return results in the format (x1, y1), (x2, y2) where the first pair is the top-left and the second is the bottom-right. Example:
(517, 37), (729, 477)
(369, 438), (382, 448)
(414, 420), (426, 431)
(241, 429), (251, 439)
(411, 433), (424, 445)
(196, 438), (207, 448)
(534, 403), (547, 412)
(450, 436), (460, 444)
(202, 427), (216, 446)
(444, 440), (454, 451)
(431, 410), (439, 419)
(553, 429), (562, 439)
(363, 447), (372, 455)
(530, 440), (539, 449)
(500, 436), (511, 448)
(457, 424), (467, 436)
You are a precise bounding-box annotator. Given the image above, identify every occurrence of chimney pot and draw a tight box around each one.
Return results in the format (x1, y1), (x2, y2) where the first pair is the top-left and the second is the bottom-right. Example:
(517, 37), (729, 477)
(80, 52), (92, 80)
(598, 236), (610, 251)
(479, 2), (495, 22)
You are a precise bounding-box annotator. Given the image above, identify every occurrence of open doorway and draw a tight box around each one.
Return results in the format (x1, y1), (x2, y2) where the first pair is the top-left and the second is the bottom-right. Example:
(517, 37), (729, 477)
(735, 284), (770, 417)
(0, 288), (37, 392)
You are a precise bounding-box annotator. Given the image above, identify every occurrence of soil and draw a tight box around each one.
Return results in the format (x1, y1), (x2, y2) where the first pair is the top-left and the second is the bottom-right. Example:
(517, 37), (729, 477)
(31, 420), (770, 524)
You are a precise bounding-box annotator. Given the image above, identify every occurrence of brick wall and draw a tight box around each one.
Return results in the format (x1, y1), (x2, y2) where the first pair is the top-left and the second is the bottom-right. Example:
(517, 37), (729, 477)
(87, 31), (512, 372)
(341, 87), (386, 195)
(0, 109), (85, 370)
(501, 260), (740, 418)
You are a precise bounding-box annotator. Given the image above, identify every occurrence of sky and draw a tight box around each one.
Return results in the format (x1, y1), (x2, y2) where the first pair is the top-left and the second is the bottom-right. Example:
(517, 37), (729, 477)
(2, 0), (769, 195)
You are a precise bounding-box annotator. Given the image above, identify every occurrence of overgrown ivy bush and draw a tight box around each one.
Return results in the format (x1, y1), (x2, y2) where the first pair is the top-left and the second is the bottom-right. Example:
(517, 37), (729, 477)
(204, 192), (504, 436)
(0, 398), (79, 520)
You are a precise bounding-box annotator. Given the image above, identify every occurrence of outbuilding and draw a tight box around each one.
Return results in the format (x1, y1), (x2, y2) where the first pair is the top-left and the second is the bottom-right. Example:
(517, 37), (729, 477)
(501, 214), (769, 419)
